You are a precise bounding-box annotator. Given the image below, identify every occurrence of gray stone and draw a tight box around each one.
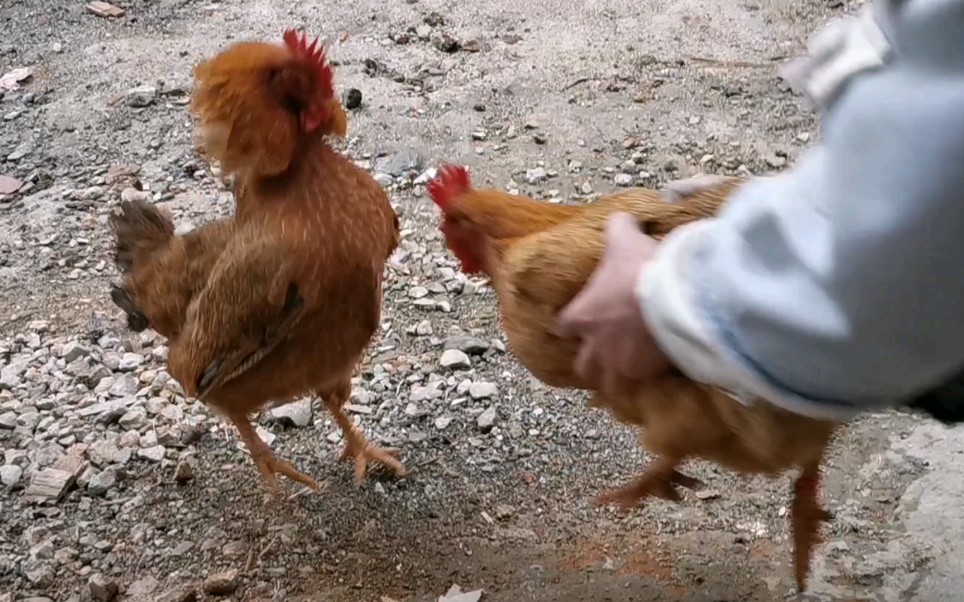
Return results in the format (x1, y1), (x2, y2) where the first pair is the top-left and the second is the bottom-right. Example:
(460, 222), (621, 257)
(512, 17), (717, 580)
(118, 407), (147, 430)
(373, 172), (394, 187)
(202, 569), (239, 595)
(87, 469), (116, 496)
(410, 382), (444, 402)
(444, 336), (490, 355)
(477, 405), (497, 431)
(126, 85), (157, 108)
(268, 399), (313, 427)
(61, 342), (91, 362)
(117, 352), (144, 371)
(0, 411), (16, 429)
(88, 573), (119, 601)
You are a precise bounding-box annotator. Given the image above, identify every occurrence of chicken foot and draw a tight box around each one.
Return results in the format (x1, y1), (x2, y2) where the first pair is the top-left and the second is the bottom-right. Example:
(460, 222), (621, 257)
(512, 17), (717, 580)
(594, 455), (702, 513)
(227, 410), (320, 497)
(791, 462), (833, 592)
(322, 387), (407, 483)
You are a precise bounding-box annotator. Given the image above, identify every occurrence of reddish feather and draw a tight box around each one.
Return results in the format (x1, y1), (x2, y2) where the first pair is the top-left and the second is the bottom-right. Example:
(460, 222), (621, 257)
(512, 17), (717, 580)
(282, 29), (334, 98)
(427, 164), (472, 212)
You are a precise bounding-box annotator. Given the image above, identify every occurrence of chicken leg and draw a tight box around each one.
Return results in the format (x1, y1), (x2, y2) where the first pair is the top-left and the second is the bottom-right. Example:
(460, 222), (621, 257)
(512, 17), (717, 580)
(321, 384), (407, 483)
(227, 410), (320, 497)
(594, 455), (702, 512)
(791, 462), (833, 592)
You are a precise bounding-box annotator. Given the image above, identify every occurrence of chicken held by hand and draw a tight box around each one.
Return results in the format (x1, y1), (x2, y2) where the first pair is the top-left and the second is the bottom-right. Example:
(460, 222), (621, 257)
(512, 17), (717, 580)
(427, 164), (839, 591)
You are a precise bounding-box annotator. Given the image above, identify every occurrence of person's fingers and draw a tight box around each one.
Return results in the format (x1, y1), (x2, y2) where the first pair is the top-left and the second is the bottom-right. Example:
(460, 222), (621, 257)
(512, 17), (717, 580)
(573, 337), (599, 384)
(603, 371), (638, 407)
(605, 212), (639, 243)
(610, 336), (644, 383)
(604, 213), (661, 264)
(613, 334), (650, 380)
(555, 283), (600, 337)
(600, 365), (621, 403)
(555, 300), (588, 337)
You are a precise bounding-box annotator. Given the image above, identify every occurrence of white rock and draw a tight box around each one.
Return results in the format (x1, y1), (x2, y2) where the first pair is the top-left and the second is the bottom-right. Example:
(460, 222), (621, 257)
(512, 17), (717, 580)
(614, 173), (634, 187)
(414, 167), (437, 184)
(120, 187), (151, 203)
(524, 167), (548, 184)
(440, 349), (471, 370)
(137, 445), (166, 462)
(410, 382), (444, 402)
(469, 381), (498, 400)
(0, 464), (22, 487)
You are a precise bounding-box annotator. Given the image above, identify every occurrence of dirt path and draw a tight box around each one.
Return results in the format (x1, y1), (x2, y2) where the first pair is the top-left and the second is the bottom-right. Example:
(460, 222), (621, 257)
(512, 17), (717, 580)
(2, 1), (961, 601)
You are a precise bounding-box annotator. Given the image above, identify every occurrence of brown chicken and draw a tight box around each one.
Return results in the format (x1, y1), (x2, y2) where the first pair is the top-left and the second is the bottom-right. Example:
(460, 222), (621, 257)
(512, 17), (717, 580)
(110, 29), (406, 496)
(427, 164), (840, 591)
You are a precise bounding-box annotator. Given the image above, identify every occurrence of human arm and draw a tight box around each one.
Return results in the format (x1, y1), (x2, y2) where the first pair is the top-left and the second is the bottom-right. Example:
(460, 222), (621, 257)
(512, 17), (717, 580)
(561, 0), (964, 420)
(639, 0), (964, 420)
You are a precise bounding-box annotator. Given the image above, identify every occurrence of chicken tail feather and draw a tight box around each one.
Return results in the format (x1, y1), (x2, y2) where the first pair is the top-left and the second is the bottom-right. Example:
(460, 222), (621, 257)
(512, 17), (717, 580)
(108, 200), (177, 334)
(109, 200), (176, 274)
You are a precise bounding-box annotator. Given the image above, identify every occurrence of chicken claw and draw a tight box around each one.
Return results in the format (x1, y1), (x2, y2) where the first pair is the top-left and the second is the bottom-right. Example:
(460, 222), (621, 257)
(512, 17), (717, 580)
(251, 453), (320, 498)
(791, 468), (833, 592)
(594, 457), (701, 513)
(324, 397), (408, 483)
(336, 438), (407, 484)
(228, 410), (320, 498)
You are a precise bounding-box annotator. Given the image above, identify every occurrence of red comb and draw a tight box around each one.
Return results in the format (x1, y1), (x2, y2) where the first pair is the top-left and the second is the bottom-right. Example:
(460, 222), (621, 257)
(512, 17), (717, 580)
(427, 164), (472, 210)
(282, 29), (334, 97)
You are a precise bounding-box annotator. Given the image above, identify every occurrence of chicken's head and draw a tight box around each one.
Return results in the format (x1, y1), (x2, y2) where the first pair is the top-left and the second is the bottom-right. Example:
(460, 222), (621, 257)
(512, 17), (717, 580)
(427, 164), (487, 275)
(191, 29), (347, 177)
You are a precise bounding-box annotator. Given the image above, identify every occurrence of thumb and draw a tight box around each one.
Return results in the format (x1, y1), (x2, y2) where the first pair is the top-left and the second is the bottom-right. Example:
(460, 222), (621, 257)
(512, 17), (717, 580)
(605, 212), (642, 241)
(555, 296), (587, 337)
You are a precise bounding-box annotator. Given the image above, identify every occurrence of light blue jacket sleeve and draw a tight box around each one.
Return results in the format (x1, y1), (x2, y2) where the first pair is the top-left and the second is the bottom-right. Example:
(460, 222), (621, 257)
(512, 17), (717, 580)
(638, 0), (964, 420)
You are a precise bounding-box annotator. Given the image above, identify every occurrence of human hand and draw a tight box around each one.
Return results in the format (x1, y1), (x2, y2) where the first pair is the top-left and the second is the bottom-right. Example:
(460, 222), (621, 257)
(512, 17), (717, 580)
(556, 212), (671, 393)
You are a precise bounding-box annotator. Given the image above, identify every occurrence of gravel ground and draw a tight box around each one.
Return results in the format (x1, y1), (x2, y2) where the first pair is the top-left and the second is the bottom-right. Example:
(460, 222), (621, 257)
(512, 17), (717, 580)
(2, 0), (963, 601)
